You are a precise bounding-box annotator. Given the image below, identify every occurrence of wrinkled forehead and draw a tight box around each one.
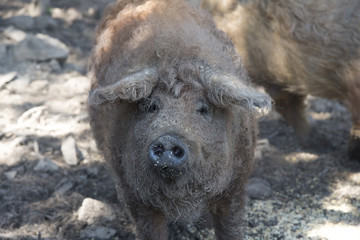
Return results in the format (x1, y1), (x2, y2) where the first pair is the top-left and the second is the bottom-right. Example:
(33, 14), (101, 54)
(150, 84), (206, 103)
(155, 61), (207, 97)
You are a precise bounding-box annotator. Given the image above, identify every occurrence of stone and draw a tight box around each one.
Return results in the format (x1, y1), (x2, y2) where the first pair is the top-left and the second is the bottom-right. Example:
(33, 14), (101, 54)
(4, 27), (27, 42)
(29, 0), (51, 17)
(30, 79), (49, 91)
(0, 72), (17, 89)
(61, 136), (79, 166)
(4, 171), (17, 180)
(34, 16), (58, 30)
(14, 33), (69, 62)
(8, 77), (31, 93)
(17, 106), (46, 125)
(34, 158), (59, 172)
(55, 178), (74, 195)
(246, 177), (272, 200)
(254, 138), (270, 159)
(4, 16), (35, 30)
(0, 43), (13, 66)
(77, 198), (116, 224)
(49, 59), (61, 72)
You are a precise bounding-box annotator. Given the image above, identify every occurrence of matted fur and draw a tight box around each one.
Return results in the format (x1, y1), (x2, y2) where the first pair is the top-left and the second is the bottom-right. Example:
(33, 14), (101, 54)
(202, 0), (360, 160)
(88, 0), (271, 239)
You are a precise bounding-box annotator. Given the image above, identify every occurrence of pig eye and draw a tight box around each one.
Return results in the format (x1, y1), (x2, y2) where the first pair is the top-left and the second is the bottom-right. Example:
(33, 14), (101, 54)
(198, 106), (209, 116)
(196, 100), (211, 117)
(148, 101), (160, 113)
(140, 98), (160, 113)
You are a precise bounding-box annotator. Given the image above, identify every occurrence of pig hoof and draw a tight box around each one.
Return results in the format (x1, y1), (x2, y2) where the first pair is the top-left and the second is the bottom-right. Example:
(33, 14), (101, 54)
(348, 135), (360, 162)
(299, 128), (333, 153)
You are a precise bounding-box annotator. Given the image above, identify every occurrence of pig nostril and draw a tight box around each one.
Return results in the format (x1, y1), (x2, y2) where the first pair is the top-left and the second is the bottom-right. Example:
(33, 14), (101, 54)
(148, 134), (189, 171)
(172, 146), (184, 159)
(153, 145), (164, 157)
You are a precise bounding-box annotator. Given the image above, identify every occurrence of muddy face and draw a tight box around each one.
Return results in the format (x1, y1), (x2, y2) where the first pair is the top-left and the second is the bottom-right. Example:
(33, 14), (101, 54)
(116, 88), (235, 220)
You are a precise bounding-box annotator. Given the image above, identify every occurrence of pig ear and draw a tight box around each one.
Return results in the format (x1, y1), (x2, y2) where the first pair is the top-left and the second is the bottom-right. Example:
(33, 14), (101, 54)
(88, 68), (158, 105)
(203, 70), (272, 115)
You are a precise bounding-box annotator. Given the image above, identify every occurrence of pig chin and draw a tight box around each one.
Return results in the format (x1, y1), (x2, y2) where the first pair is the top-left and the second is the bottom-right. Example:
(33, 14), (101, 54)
(122, 152), (215, 220)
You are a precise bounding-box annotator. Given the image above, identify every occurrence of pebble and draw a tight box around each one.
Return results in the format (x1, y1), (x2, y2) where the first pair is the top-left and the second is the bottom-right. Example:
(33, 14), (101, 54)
(0, 72), (17, 88)
(29, 0), (51, 17)
(61, 136), (79, 166)
(14, 33), (69, 62)
(55, 178), (74, 195)
(4, 16), (35, 30)
(0, 44), (7, 60)
(34, 16), (58, 30)
(49, 59), (62, 72)
(33, 158), (59, 172)
(254, 138), (270, 159)
(30, 79), (49, 91)
(4, 26), (27, 43)
(4, 170), (17, 180)
(77, 198), (116, 224)
(8, 77), (31, 93)
(4, 14), (56, 31)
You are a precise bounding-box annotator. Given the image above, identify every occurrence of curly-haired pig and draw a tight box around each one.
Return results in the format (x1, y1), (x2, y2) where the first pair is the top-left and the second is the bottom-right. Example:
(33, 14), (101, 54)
(201, 0), (360, 162)
(87, 0), (271, 239)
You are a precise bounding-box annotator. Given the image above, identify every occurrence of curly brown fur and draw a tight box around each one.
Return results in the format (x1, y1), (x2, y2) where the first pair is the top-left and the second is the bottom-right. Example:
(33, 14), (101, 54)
(88, 0), (271, 239)
(202, 0), (360, 161)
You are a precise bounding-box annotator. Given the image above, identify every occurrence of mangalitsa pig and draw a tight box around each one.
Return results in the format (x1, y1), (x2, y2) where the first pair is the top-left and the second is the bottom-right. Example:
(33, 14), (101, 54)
(88, 0), (271, 239)
(201, 0), (360, 162)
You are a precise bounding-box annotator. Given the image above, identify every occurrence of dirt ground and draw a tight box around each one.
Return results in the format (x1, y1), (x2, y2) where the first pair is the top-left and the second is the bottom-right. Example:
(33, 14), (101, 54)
(0, 1), (359, 240)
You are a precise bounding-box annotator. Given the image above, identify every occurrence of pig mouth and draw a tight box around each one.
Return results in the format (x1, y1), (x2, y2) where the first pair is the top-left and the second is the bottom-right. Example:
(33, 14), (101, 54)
(159, 166), (183, 178)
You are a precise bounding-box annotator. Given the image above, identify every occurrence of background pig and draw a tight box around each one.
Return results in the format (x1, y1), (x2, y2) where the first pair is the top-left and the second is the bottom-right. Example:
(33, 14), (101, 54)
(88, 0), (271, 239)
(201, 0), (360, 162)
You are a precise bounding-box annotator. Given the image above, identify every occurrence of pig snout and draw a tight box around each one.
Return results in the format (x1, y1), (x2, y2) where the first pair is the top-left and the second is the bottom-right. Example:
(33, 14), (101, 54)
(148, 134), (189, 178)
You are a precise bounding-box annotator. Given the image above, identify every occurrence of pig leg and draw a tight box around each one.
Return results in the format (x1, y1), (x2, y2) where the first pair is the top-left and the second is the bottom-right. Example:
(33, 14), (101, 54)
(273, 91), (310, 141)
(210, 192), (246, 240)
(345, 78), (360, 162)
(349, 125), (360, 161)
(348, 98), (360, 161)
(127, 203), (168, 240)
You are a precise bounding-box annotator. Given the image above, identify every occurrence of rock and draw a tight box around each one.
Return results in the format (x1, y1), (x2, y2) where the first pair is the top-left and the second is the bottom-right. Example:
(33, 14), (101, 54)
(8, 77), (31, 93)
(17, 106), (46, 125)
(0, 43), (14, 66)
(61, 136), (80, 166)
(77, 198), (116, 224)
(246, 177), (272, 200)
(29, 0), (51, 17)
(34, 16), (58, 30)
(80, 226), (116, 240)
(4, 16), (36, 30)
(55, 178), (74, 195)
(255, 138), (270, 159)
(4, 27), (27, 43)
(14, 33), (69, 62)
(4, 171), (17, 180)
(11, 136), (28, 147)
(51, 8), (82, 24)
(65, 8), (83, 23)
(0, 72), (17, 89)
(30, 79), (49, 91)
(34, 158), (59, 172)
(49, 59), (61, 72)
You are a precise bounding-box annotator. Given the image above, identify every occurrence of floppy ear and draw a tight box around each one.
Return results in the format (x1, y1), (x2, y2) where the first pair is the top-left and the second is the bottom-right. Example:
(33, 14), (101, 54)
(88, 68), (158, 105)
(202, 68), (272, 114)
